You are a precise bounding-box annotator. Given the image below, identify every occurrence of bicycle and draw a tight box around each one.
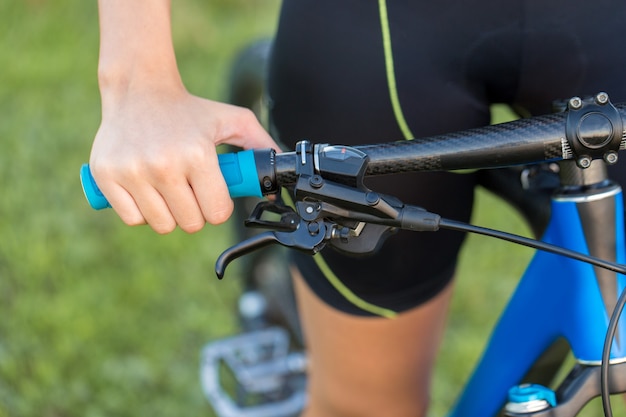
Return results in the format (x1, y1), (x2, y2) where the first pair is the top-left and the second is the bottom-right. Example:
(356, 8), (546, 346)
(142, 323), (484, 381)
(80, 47), (626, 417)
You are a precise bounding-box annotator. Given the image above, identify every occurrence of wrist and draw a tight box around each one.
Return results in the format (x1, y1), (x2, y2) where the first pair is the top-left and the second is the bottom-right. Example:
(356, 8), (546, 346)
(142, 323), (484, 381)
(98, 58), (182, 89)
(97, 59), (185, 109)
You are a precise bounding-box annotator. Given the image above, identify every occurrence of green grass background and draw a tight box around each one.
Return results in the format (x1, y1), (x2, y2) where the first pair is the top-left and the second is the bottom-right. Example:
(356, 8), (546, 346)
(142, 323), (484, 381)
(1, 1), (281, 416)
(0, 1), (616, 416)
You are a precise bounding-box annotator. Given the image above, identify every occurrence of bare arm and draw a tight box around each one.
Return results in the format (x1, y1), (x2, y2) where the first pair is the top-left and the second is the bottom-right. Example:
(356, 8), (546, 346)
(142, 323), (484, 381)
(90, 0), (278, 233)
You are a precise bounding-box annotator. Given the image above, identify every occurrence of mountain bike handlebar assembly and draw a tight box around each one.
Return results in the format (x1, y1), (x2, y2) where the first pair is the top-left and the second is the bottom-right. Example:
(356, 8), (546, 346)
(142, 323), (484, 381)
(80, 93), (626, 278)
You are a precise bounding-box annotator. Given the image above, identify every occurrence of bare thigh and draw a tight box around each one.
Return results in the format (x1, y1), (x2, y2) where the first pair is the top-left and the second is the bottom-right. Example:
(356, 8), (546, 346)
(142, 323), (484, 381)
(292, 266), (454, 417)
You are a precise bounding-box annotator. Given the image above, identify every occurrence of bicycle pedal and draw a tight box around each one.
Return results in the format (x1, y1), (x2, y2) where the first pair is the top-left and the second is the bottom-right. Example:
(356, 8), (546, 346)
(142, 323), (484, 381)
(200, 327), (307, 417)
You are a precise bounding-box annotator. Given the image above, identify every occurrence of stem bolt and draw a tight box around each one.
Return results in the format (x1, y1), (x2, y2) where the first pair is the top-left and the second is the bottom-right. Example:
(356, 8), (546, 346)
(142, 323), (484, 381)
(577, 155), (592, 169)
(568, 96), (583, 110)
(604, 151), (619, 165)
(596, 92), (609, 105)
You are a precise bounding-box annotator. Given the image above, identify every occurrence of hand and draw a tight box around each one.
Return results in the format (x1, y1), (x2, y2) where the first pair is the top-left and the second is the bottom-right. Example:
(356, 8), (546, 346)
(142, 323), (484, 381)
(89, 84), (279, 234)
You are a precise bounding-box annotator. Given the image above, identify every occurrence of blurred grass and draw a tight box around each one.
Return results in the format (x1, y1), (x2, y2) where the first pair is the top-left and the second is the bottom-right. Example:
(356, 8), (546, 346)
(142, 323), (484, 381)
(0, 2), (614, 417)
(0, 1), (280, 416)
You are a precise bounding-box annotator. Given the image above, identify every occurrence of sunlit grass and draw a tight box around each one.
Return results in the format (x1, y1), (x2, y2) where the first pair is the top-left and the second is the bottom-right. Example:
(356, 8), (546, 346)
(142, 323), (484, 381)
(0, 1), (280, 416)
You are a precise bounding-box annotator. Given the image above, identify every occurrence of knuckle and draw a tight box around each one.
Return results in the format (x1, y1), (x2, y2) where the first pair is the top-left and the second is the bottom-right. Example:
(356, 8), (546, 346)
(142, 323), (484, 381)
(119, 212), (146, 227)
(143, 155), (174, 181)
(239, 106), (257, 121)
(180, 220), (205, 234)
(236, 107), (261, 130)
(183, 145), (209, 167)
(205, 201), (234, 225)
(89, 160), (117, 185)
(152, 221), (177, 235)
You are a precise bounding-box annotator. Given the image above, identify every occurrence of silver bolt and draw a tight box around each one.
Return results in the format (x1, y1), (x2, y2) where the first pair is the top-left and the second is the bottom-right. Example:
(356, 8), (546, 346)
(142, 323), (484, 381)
(305, 206), (314, 214)
(577, 156), (592, 168)
(569, 97), (583, 110)
(596, 92), (609, 105)
(604, 151), (619, 165)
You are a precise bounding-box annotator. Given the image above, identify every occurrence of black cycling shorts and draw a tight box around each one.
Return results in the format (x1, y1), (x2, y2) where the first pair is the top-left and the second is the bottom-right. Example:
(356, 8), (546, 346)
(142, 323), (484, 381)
(267, 0), (626, 316)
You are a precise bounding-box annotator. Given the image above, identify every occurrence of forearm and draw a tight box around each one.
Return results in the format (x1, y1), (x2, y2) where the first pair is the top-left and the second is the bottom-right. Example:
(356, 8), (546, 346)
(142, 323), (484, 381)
(97, 0), (183, 104)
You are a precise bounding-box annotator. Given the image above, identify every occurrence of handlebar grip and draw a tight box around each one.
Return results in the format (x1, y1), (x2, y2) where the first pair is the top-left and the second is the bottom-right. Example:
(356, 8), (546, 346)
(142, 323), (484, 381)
(80, 149), (263, 210)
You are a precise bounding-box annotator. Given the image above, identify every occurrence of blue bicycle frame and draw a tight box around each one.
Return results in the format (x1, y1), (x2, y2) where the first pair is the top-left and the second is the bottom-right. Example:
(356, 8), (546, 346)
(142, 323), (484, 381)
(451, 161), (626, 417)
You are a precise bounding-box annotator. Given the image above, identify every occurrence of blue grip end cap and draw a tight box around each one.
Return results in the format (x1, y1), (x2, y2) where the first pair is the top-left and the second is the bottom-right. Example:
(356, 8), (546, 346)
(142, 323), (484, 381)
(80, 164), (112, 210)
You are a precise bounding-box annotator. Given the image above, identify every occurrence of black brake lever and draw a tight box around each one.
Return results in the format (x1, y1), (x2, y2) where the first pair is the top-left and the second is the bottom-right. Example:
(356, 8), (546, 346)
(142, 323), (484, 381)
(215, 231), (280, 279)
(215, 216), (330, 279)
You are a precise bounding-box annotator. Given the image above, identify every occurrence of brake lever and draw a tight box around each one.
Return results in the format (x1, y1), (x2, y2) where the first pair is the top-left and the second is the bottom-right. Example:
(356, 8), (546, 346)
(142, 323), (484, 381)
(215, 216), (330, 279)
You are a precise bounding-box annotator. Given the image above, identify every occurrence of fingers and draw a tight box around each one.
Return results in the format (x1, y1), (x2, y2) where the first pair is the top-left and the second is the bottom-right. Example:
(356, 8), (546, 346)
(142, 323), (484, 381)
(90, 164), (178, 233)
(91, 96), (272, 234)
(93, 158), (235, 233)
(188, 152), (234, 226)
